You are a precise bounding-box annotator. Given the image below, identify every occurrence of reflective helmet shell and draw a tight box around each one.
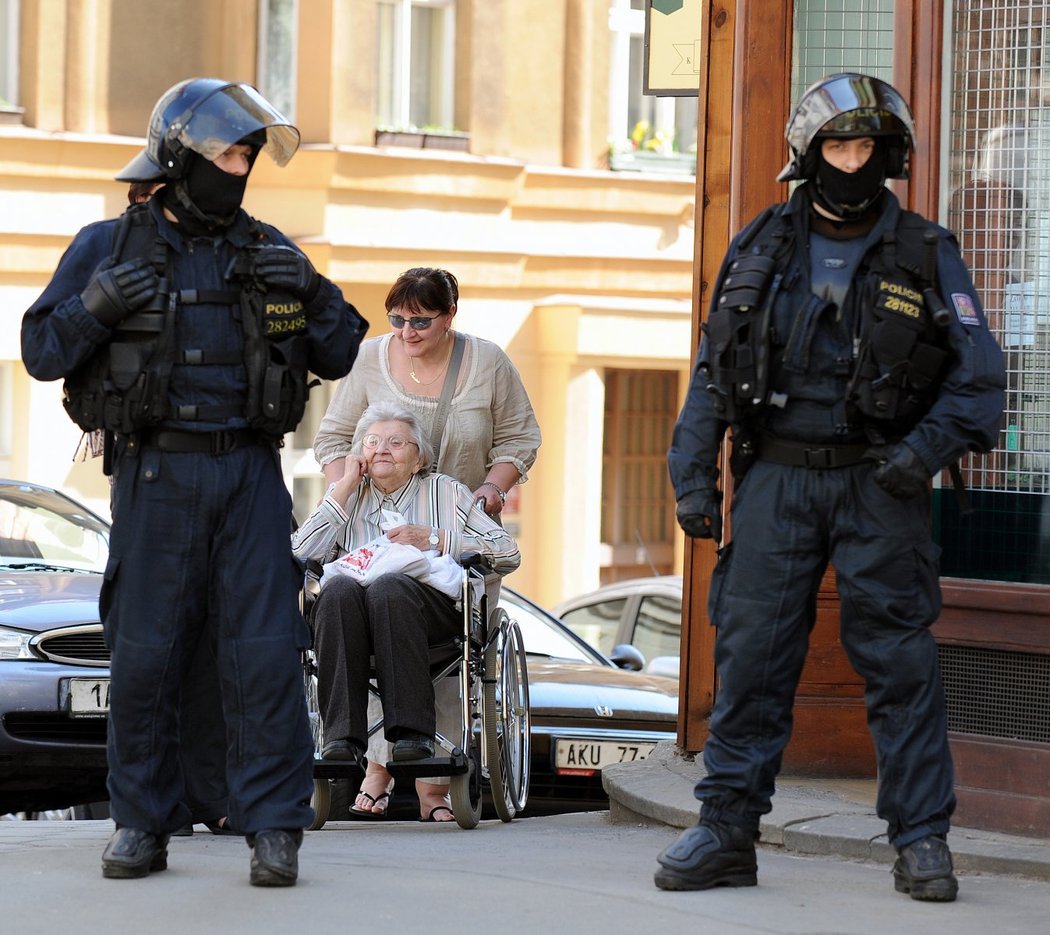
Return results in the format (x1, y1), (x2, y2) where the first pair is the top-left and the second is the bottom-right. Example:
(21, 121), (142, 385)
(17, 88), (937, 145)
(777, 72), (915, 182)
(116, 78), (301, 182)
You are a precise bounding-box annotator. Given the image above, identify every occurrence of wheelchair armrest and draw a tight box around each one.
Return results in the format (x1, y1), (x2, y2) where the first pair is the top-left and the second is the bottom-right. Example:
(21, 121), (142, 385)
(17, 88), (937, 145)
(458, 551), (495, 573)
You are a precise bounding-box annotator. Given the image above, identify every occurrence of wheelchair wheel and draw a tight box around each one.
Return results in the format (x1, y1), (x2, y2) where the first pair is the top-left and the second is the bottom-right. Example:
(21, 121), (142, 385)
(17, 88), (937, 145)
(483, 610), (531, 821)
(303, 650), (330, 830)
(449, 750), (483, 829)
(304, 651), (323, 754)
(308, 778), (331, 831)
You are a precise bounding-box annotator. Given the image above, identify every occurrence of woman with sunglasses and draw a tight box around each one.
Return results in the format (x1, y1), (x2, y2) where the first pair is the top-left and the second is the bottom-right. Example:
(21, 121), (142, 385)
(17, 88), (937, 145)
(293, 404), (520, 820)
(312, 267), (540, 820)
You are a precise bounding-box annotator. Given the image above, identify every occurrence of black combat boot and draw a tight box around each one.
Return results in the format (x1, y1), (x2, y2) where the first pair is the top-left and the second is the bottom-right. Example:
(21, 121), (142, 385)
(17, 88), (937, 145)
(893, 835), (958, 902)
(248, 829), (303, 887)
(101, 827), (170, 879)
(654, 820), (758, 891)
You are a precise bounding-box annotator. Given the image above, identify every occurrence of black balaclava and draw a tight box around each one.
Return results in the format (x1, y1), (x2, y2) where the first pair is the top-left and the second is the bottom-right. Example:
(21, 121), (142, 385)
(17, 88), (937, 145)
(812, 138), (889, 220)
(162, 143), (259, 235)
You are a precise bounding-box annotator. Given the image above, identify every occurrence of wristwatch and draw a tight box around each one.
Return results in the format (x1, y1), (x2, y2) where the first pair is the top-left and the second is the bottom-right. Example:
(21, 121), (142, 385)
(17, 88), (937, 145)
(428, 527), (440, 549)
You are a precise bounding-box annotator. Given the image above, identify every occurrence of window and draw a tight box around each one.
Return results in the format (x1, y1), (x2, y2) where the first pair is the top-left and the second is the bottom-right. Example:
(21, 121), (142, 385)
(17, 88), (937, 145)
(608, 0), (697, 167)
(600, 370), (678, 582)
(0, 362), (11, 458)
(941, 1), (1050, 585)
(376, 0), (455, 130)
(791, 0), (895, 103)
(633, 595), (682, 673)
(560, 599), (628, 657)
(0, 0), (18, 111)
(257, 0), (298, 121)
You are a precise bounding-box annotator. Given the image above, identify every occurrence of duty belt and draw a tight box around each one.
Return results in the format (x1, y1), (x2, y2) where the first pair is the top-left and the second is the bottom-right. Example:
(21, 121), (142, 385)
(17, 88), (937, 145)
(125, 428), (271, 456)
(757, 434), (871, 469)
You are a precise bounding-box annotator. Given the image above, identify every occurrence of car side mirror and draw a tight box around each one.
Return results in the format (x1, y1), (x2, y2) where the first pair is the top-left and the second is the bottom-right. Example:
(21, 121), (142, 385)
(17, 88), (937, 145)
(609, 643), (645, 671)
(645, 655), (681, 680)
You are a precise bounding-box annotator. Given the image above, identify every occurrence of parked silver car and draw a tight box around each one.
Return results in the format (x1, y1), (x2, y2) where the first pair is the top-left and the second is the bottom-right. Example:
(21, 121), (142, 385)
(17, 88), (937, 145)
(0, 480), (111, 814)
(552, 576), (683, 679)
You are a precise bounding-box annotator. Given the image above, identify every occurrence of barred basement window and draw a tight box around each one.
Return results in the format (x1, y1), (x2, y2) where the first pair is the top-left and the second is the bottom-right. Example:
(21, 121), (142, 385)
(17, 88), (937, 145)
(939, 643), (1050, 744)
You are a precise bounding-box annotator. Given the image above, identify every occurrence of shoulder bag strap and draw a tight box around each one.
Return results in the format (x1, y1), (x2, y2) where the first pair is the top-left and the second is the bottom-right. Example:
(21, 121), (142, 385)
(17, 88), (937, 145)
(428, 332), (465, 468)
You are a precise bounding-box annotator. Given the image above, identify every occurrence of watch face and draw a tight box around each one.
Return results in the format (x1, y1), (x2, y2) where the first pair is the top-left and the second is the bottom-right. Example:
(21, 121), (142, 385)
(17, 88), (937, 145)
(429, 531), (439, 546)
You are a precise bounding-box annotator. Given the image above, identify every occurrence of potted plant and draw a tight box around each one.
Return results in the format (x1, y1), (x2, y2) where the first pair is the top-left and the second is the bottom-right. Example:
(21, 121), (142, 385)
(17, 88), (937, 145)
(608, 121), (696, 175)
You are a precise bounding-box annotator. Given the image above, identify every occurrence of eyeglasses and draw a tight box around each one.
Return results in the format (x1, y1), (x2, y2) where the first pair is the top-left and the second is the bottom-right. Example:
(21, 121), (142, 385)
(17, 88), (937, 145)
(387, 313), (444, 331)
(361, 433), (419, 451)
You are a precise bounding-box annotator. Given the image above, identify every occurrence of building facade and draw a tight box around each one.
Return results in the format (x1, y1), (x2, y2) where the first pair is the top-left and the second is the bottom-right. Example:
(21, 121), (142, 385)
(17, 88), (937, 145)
(0, 0), (699, 608)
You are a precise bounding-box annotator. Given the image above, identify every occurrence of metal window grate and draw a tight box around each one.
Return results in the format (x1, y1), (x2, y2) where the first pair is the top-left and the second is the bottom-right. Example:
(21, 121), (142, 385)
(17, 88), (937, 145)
(939, 643), (1050, 744)
(791, 0), (896, 103)
(947, 2), (1050, 494)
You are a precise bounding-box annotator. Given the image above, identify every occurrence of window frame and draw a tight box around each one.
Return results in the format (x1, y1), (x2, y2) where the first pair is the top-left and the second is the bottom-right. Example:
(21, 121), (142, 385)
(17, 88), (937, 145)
(0, 0), (19, 111)
(257, 0), (299, 122)
(608, 0), (696, 167)
(376, 0), (455, 131)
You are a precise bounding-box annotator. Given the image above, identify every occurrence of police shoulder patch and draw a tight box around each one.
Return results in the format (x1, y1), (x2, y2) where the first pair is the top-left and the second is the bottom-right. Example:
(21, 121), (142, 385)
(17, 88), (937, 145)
(951, 292), (981, 326)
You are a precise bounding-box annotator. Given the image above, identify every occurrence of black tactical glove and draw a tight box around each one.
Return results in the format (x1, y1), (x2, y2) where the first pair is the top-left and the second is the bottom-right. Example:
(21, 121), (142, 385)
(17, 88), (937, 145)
(248, 244), (321, 302)
(866, 442), (931, 500)
(676, 488), (723, 542)
(80, 258), (160, 327)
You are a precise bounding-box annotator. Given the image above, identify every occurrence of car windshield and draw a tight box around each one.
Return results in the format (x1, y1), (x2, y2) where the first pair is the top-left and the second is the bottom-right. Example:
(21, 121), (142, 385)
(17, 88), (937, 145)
(500, 591), (603, 665)
(0, 484), (109, 573)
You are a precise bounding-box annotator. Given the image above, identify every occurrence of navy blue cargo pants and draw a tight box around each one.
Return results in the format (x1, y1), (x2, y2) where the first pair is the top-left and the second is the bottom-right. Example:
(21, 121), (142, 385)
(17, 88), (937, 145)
(697, 458), (955, 849)
(101, 439), (314, 835)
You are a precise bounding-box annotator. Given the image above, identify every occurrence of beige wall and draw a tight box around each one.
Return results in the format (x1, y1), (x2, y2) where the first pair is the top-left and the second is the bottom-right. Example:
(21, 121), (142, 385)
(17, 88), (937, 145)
(1, 0), (698, 608)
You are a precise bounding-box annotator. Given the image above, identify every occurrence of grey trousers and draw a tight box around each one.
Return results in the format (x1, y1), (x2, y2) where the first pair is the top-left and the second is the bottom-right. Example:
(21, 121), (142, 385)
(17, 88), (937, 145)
(312, 573), (461, 749)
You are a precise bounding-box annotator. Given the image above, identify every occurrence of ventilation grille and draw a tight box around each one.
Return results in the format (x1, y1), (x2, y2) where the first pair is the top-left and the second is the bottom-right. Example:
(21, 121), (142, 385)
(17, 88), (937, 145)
(939, 644), (1050, 744)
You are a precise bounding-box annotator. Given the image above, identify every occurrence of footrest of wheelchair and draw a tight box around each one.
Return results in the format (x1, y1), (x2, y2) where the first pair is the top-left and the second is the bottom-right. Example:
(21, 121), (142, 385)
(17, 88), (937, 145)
(385, 751), (468, 779)
(313, 759), (367, 780)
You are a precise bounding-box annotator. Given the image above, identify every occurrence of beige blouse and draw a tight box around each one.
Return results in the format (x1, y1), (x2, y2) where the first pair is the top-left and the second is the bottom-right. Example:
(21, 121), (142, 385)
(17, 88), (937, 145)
(312, 332), (541, 491)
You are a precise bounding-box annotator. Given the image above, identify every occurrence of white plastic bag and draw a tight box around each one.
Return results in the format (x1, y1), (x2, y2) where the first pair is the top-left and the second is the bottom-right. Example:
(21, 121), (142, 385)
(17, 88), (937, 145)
(380, 507), (462, 598)
(417, 552), (463, 599)
(320, 536), (429, 588)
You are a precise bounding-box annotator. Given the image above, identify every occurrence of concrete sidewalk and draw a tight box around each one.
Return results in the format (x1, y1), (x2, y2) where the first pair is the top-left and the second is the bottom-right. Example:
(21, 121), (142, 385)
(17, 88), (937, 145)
(603, 741), (1050, 882)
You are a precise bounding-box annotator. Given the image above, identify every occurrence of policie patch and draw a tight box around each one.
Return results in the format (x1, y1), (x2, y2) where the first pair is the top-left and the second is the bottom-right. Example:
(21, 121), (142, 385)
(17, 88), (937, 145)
(876, 279), (923, 320)
(951, 293), (981, 326)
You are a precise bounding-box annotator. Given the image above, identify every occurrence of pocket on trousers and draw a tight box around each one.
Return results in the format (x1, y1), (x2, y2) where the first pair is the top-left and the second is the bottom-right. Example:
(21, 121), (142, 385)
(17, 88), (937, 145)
(913, 537), (943, 623)
(706, 541), (734, 627)
(99, 555), (120, 642)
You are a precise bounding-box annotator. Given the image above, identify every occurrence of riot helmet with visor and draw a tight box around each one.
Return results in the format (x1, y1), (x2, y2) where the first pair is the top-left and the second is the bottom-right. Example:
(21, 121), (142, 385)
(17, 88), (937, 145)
(116, 78), (300, 183)
(778, 73), (915, 184)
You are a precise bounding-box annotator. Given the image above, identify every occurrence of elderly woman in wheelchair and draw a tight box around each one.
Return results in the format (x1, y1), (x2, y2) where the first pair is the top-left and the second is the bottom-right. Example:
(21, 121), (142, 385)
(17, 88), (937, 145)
(291, 403), (521, 822)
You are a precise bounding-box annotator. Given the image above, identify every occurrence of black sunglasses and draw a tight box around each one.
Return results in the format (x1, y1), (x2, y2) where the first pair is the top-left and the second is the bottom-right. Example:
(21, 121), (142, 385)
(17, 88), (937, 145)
(387, 313), (445, 331)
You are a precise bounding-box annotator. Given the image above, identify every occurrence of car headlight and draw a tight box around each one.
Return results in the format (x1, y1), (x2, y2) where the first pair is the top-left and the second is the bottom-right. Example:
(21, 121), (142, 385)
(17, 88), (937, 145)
(0, 625), (35, 660)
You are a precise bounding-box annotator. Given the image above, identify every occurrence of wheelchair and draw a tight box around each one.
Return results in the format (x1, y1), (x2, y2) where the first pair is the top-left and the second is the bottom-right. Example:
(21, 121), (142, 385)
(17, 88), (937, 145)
(301, 553), (530, 830)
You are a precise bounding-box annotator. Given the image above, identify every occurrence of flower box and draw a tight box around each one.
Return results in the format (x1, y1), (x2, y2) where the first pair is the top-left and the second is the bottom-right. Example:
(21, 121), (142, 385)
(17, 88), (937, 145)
(609, 150), (696, 176)
(375, 129), (471, 153)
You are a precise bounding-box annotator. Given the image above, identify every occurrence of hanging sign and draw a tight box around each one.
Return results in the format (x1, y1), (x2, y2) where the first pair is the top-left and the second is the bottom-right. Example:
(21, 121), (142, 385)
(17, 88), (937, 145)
(644, 0), (703, 96)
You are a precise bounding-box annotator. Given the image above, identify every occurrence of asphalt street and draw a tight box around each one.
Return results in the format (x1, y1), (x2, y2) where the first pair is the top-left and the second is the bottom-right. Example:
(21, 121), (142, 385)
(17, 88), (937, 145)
(2, 811), (1049, 935)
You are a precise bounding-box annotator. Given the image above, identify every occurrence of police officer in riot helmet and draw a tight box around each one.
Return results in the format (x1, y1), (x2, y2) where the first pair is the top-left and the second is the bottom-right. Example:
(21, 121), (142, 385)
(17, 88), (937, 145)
(657, 74), (1005, 901)
(21, 78), (368, 886)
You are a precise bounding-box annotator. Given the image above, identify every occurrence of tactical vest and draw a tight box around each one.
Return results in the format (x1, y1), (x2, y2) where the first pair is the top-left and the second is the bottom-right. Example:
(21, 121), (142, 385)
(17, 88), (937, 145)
(62, 204), (315, 440)
(701, 201), (951, 435)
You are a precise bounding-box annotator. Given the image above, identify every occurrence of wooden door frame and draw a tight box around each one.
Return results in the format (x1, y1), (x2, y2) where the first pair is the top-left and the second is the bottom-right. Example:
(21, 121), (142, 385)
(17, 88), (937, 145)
(680, 0), (793, 751)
